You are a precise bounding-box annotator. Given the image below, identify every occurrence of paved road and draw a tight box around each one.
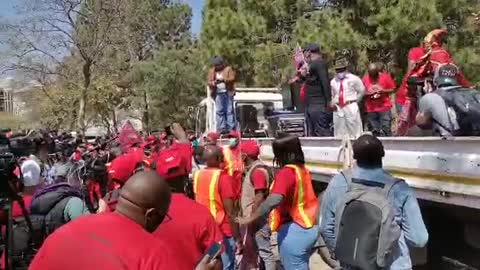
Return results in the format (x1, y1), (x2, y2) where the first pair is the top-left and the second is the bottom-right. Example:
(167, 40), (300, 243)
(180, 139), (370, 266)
(309, 253), (332, 270)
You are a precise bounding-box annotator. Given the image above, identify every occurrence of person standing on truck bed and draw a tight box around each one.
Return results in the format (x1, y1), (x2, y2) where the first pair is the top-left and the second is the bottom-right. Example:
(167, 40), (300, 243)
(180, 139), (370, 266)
(208, 56), (236, 134)
(363, 62), (396, 136)
(300, 43), (333, 137)
(330, 55), (365, 139)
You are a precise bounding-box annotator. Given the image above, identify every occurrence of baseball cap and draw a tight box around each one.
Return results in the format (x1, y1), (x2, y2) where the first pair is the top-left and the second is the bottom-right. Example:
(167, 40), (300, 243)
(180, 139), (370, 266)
(21, 159), (41, 187)
(156, 148), (188, 180)
(241, 140), (260, 158)
(108, 154), (138, 184)
(434, 63), (459, 87)
(306, 43), (320, 53)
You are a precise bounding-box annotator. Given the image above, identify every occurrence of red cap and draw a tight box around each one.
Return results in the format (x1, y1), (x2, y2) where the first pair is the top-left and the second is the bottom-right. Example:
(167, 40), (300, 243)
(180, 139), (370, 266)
(108, 154), (137, 184)
(156, 148), (188, 180)
(228, 130), (241, 138)
(147, 135), (156, 142)
(206, 132), (220, 141)
(241, 140), (260, 158)
(408, 47), (426, 62)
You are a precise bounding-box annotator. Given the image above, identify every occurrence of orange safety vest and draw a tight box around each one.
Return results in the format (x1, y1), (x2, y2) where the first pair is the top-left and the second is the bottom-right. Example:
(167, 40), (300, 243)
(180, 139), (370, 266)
(193, 169), (226, 225)
(223, 146), (243, 177)
(269, 165), (318, 232)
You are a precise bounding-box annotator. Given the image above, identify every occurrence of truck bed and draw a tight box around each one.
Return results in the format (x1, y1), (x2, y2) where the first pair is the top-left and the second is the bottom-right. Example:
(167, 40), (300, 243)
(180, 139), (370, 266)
(253, 137), (480, 209)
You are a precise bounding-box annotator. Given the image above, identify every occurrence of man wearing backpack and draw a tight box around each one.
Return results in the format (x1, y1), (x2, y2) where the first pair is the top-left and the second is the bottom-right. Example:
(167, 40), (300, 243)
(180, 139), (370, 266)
(320, 134), (428, 270)
(416, 63), (480, 136)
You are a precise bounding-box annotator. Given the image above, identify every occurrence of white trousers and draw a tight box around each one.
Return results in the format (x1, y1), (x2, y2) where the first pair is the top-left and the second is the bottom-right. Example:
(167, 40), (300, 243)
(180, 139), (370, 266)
(333, 102), (363, 139)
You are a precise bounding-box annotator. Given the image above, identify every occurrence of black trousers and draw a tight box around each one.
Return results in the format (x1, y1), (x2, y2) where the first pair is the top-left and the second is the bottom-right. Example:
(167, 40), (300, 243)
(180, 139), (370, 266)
(305, 104), (333, 137)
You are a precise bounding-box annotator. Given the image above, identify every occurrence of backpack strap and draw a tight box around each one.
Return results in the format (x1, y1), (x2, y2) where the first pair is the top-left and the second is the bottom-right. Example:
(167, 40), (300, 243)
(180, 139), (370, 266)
(340, 169), (353, 190)
(381, 175), (404, 197)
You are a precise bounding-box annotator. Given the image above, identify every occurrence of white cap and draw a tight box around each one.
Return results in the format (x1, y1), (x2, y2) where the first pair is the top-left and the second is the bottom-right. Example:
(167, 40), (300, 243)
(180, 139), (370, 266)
(21, 159), (42, 187)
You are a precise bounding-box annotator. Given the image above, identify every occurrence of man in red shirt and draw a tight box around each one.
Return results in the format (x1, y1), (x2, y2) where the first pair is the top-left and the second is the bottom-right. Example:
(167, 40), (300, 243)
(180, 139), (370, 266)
(194, 145), (243, 270)
(363, 62), (397, 136)
(29, 171), (178, 270)
(100, 153), (139, 212)
(239, 140), (276, 270)
(396, 47), (426, 113)
(153, 124), (223, 270)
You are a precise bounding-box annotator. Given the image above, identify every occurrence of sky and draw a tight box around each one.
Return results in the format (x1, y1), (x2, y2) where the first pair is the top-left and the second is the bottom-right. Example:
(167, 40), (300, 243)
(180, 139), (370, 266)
(0, 0), (204, 34)
(185, 0), (204, 35)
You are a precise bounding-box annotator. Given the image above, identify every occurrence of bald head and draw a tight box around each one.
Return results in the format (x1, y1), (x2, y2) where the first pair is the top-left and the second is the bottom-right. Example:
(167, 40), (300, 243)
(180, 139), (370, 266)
(368, 63), (380, 79)
(203, 145), (222, 168)
(116, 171), (171, 232)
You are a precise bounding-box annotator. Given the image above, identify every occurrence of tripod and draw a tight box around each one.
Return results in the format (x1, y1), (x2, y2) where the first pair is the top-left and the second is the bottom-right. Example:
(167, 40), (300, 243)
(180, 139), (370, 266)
(2, 195), (34, 270)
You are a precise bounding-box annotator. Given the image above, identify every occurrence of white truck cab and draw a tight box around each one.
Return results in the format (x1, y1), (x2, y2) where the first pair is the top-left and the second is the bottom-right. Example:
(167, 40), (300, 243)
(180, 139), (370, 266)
(192, 88), (285, 137)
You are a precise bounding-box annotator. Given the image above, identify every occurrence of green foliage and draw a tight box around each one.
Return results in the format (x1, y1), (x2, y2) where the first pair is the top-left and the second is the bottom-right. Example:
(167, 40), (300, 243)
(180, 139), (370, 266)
(132, 47), (204, 128)
(201, 0), (267, 85)
(253, 42), (294, 87)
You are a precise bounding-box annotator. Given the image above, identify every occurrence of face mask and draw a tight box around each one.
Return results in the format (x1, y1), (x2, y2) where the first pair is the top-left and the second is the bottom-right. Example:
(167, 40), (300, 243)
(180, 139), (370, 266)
(336, 71), (348, 81)
(229, 138), (239, 147)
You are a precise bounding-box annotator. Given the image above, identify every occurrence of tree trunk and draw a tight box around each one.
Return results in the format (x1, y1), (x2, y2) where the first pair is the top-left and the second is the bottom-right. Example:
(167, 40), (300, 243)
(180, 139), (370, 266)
(78, 60), (92, 135)
(142, 89), (150, 133)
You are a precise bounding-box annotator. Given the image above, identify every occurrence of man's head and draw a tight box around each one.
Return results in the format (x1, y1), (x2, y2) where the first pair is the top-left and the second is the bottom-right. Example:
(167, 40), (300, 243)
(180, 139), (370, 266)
(156, 147), (191, 193)
(203, 145), (223, 168)
(334, 56), (349, 73)
(108, 154), (137, 186)
(368, 62), (380, 80)
(116, 171), (171, 233)
(226, 130), (240, 148)
(212, 56), (225, 71)
(433, 63), (459, 88)
(353, 134), (385, 168)
(21, 159), (42, 193)
(204, 132), (219, 146)
(241, 140), (260, 165)
(306, 43), (321, 56)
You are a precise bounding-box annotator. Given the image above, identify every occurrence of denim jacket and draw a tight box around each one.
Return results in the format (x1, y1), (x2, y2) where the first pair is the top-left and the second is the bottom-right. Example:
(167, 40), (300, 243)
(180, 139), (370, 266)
(319, 166), (429, 270)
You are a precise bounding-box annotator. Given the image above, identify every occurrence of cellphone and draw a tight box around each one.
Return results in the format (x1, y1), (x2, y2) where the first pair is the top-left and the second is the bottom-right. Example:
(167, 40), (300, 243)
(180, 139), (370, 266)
(205, 242), (222, 259)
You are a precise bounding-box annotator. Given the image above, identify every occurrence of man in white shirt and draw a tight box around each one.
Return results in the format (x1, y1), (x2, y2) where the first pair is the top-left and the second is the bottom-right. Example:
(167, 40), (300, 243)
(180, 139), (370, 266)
(329, 56), (365, 139)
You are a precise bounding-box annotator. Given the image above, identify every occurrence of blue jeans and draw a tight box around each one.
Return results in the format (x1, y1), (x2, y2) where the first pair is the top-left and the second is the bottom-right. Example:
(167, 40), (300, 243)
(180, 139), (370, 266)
(221, 237), (236, 270)
(277, 222), (319, 270)
(255, 222), (277, 270)
(367, 110), (392, 136)
(216, 92), (235, 133)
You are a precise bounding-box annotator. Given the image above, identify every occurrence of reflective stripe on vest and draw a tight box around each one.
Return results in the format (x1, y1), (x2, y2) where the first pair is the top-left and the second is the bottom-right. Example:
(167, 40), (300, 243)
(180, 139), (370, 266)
(268, 180), (281, 232)
(268, 165), (318, 231)
(287, 164), (317, 228)
(193, 169), (225, 224)
(223, 147), (242, 176)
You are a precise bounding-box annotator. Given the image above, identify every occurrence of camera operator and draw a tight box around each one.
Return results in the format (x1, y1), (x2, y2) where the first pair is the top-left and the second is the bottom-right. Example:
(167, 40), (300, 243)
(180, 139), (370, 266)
(415, 64), (480, 136)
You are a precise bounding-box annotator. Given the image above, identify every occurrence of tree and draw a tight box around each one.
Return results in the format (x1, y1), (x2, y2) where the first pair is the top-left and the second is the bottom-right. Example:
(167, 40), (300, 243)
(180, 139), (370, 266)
(1, 0), (123, 133)
(201, 0), (266, 86)
(132, 46), (204, 128)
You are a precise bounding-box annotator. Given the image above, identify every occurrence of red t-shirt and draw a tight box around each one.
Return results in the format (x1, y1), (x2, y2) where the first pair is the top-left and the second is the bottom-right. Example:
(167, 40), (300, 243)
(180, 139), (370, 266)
(363, 73), (396, 113)
(397, 47), (426, 106)
(154, 194), (223, 269)
(270, 166), (298, 225)
(217, 172), (235, 237)
(29, 212), (178, 270)
(251, 168), (268, 191)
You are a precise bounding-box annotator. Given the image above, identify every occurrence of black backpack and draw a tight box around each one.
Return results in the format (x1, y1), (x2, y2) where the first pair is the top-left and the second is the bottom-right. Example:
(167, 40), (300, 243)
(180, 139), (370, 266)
(436, 87), (480, 136)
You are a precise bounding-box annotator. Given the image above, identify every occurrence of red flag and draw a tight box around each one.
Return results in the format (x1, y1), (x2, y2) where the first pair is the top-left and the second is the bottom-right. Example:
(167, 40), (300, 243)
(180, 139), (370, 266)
(118, 121), (142, 152)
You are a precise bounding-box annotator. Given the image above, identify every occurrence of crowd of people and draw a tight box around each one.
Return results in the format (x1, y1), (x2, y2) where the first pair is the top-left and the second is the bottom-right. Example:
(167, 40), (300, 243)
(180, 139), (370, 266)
(0, 118), (431, 270)
(209, 28), (480, 138)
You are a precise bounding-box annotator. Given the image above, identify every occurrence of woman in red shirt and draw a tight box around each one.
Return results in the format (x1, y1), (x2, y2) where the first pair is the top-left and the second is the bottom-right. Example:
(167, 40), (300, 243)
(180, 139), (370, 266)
(237, 135), (319, 270)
